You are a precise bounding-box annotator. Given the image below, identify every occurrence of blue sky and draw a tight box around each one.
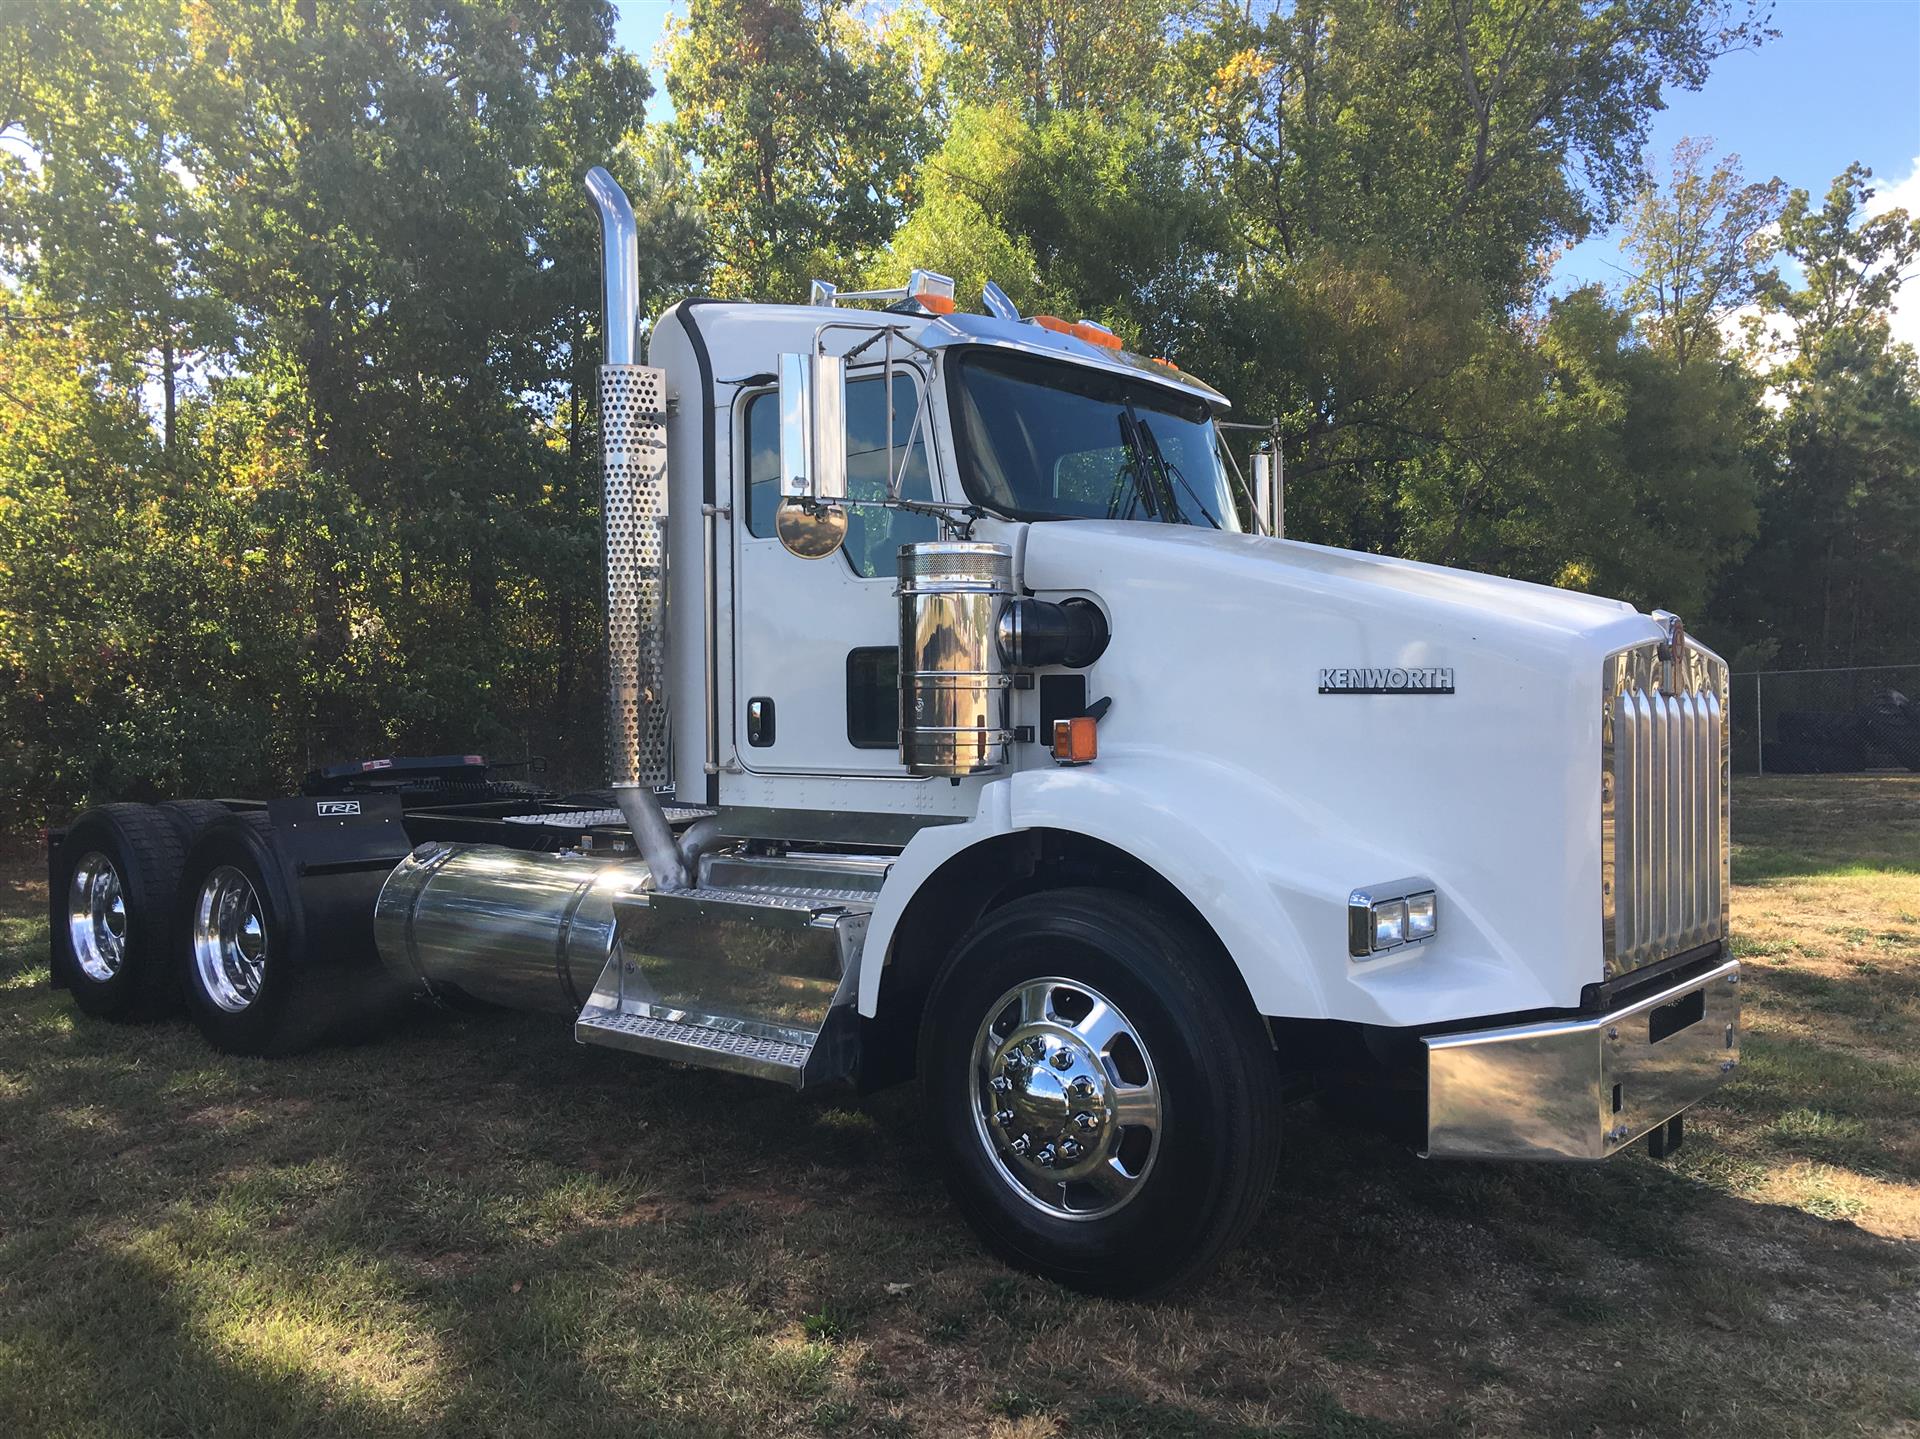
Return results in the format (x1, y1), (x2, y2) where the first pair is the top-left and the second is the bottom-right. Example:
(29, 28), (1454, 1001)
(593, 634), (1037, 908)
(612, 0), (1920, 299)
(1555, 0), (1920, 294)
(613, 1), (679, 99)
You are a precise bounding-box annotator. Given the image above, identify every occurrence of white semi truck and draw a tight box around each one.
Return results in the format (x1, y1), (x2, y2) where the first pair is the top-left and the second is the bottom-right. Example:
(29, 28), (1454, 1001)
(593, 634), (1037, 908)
(47, 168), (1740, 1294)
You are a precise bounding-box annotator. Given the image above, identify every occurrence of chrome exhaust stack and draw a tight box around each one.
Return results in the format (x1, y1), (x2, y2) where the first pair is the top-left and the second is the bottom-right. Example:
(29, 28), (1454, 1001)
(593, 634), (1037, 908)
(586, 165), (687, 890)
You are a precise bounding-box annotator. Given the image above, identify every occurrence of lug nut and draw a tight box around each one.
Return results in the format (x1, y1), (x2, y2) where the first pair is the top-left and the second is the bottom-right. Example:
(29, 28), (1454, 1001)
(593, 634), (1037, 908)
(1009, 1135), (1029, 1155)
(1025, 1036), (1046, 1059)
(1059, 1139), (1083, 1161)
(990, 1075), (1012, 1093)
(1072, 1111), (1100, 1131)
(1050, 1048), (1074, 1070)
(994, 1109), (1015, 1128)
(1034, 1144), (1057, 1168)
(1070, 1077), (1097, 1099)
(1004, 1050), (1028, 1072)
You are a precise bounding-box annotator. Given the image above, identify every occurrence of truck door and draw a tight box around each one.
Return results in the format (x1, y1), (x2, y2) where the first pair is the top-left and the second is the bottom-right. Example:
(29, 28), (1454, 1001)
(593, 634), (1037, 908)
(731, 366), (939, 775)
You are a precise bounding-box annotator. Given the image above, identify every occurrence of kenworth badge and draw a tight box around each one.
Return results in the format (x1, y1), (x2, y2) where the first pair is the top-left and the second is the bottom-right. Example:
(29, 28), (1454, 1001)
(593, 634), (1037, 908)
(1318, 667), (1455, 694)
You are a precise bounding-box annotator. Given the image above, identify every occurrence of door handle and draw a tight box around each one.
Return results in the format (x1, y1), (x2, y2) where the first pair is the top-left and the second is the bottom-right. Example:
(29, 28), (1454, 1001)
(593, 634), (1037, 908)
(747, 697), (775, 746)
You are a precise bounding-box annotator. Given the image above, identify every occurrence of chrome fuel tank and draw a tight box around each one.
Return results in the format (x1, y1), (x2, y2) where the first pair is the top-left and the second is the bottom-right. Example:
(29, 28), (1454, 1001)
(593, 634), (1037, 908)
(374, 844), (650, 1013)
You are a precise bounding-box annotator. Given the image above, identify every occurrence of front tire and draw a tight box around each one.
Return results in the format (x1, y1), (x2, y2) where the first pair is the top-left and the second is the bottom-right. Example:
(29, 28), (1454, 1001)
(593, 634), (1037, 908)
(919, 888), (1281, 1296)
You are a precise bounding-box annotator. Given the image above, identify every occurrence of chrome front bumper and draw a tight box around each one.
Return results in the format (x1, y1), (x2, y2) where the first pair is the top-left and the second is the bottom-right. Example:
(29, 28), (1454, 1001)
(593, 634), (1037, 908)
(1422, 956), (1740, 1161)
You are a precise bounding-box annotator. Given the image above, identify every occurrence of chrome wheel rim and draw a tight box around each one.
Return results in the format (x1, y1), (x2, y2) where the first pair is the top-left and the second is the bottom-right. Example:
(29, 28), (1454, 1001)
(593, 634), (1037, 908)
(193, 866), (267, 1012)
(971, 976), (1162, 1221)
(67, 852), (129, 982)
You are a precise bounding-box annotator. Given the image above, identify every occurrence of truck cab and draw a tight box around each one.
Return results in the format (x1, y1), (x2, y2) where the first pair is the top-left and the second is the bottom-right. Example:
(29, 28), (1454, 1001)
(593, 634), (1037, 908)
(47, 167), (1740, 1295)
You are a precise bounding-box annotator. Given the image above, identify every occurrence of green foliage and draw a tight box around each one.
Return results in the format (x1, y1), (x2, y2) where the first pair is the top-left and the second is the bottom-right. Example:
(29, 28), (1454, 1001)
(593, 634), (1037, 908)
(0, 0), (1910, 824)
(1623, 138), (1785, 364)
(0, 0), (700, 822)
(1710, 166), (1920, 668)
(1178, 0), (1771, 303)
(664, 0), (935, 299)
(932, 0), (1196, 122)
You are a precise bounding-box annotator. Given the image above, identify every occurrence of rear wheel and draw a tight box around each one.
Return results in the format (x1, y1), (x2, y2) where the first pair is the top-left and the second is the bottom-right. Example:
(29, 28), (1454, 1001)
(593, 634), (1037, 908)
(51, 804), (188, 1019)
(919, 887), (1281, 1296)
(179, 816), (332, 1055)
(192, 863), (272, 1015)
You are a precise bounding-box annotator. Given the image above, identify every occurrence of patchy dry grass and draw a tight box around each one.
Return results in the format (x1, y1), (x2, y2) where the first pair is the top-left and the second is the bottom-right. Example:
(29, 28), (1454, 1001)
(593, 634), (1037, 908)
(3, 784), (1919, 1437)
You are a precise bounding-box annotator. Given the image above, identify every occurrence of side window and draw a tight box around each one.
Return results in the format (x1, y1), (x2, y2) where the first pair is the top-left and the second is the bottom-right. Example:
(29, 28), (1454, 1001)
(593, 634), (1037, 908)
(743, 373), (938, 577)
(846, 647), (898, 747)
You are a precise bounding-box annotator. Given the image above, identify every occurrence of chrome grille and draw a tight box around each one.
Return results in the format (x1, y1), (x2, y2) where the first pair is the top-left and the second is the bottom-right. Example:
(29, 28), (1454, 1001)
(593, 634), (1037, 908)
(1601, 635), (1730, 977)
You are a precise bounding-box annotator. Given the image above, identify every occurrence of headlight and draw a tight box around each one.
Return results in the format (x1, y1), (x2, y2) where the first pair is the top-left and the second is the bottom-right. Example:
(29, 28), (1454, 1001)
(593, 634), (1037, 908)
(1371, 898), (1407, 949)
(1348, 880), (1437, 958)
(1405, 890), (1437, 942)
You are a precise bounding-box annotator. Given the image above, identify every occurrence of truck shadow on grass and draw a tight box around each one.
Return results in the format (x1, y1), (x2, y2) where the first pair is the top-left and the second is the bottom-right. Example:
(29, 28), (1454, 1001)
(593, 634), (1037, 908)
(2, 964), (1917, 1439)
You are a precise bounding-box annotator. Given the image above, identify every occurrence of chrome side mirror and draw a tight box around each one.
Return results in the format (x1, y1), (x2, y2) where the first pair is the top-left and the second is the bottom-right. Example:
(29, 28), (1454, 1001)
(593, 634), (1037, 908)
(777, 352), (847, 503)
(776, 352), (849, 558)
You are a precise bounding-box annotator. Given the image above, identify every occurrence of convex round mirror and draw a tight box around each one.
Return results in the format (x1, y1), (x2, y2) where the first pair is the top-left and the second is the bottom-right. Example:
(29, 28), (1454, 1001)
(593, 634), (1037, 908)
(775, 499), (850, 560)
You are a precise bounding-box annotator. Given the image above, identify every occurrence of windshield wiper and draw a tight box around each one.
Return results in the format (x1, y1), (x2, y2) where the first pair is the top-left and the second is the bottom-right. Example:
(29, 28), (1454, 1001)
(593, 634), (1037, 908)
(1119, 397), (1185, 522)
(1134, 411), (1221, 529)
(1110, 411), (1159, 520)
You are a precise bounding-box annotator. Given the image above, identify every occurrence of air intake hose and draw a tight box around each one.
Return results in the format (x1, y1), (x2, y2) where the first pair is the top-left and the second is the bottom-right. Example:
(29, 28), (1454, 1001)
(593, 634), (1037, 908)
(996, 597), (1110, 669)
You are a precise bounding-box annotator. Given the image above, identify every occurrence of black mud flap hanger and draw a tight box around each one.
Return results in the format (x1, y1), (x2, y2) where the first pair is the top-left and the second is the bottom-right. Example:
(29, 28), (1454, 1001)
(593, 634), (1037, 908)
(267, 795), (414, 878)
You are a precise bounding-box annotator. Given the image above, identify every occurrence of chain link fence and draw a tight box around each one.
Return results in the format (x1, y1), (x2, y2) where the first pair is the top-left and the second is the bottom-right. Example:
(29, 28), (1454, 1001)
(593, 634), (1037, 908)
(1730, 664), (1920, 775)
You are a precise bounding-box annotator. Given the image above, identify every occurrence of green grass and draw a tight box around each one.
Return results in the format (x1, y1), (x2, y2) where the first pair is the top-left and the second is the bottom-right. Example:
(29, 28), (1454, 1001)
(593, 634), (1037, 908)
(4, 781), (1920, 1437)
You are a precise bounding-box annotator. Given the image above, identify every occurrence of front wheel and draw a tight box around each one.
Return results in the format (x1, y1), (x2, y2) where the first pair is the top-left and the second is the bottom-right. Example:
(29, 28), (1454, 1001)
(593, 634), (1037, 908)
(919, 888), (1281, 1296)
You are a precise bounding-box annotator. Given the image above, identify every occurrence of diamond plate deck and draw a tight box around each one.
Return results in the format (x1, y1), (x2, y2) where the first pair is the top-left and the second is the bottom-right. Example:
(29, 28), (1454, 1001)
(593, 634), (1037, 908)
(575, 1005), (812, 1085)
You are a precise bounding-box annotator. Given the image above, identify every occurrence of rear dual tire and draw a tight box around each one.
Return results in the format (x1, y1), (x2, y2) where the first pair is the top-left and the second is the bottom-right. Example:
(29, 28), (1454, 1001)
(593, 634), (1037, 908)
(178, 815), (410, 1056)
(51, 805), (189, 1019)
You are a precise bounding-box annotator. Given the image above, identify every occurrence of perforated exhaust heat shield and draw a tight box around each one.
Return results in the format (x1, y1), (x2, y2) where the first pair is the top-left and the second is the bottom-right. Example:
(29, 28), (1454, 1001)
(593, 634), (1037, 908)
(602, 362), (671, 790)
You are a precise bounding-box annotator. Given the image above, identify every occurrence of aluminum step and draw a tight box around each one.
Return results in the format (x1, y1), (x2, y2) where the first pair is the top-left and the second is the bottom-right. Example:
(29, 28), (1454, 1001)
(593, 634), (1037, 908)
(574, 1003), (817, 1085)
(500, 804), (719, 830)
(642, 884), (873, 930)
(573, 878), (871, 1088)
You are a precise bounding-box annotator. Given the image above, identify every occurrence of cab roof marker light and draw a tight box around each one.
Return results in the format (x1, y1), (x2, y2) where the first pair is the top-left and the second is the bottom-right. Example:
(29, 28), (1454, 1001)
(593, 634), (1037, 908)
(810, 268), (956, 310)
(906, 268), (956, 302)
(1028, 314), (1126, 350)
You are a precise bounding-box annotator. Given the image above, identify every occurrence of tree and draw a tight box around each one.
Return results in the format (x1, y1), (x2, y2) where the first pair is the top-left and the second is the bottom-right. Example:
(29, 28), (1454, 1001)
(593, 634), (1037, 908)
(1180, 0), (1770, 305)
(1711, 166), (1920, 667)
(1622, 137), (1784, 364)
(932, 0), (1195, 122)
(0, 0), (234, 454)
(1434, 286), (1760, 612)
(665, 0), (935, 299)
(1, 0), (685, 818)
(1766, 163), (1920, 347)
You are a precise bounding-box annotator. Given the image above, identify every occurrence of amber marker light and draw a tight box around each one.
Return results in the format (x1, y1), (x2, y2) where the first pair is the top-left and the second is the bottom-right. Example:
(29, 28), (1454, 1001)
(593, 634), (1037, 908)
(1051, 716), (1098, 765)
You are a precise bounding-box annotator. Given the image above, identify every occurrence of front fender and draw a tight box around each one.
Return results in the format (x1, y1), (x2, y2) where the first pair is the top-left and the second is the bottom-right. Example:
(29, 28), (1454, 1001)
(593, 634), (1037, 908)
(860, 747), (1562, 1027)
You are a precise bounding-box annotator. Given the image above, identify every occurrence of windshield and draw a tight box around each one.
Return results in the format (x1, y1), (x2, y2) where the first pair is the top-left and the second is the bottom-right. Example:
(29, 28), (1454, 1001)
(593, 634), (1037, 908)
(947, 349), (1242, 530)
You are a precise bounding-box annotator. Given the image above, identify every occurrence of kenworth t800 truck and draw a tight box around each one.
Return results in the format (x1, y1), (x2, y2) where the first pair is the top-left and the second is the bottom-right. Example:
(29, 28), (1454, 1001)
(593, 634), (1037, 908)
(47, 168), (1739, 1295)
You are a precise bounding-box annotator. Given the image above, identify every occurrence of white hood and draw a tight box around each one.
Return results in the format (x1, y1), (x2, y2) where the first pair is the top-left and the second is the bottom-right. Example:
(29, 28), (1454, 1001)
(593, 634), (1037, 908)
(1006, 518), (1670, 1024)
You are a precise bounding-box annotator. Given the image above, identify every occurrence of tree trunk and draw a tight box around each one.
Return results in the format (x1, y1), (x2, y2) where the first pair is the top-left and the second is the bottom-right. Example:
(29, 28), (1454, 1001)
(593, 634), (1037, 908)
(160, 330), (177, 455)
